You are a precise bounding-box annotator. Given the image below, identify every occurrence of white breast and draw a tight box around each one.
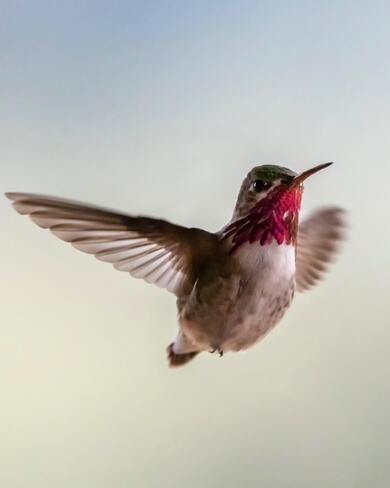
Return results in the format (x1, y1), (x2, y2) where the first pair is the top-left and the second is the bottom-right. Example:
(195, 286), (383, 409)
(237, 241), (296, 285)
(223, 241), (296, 351)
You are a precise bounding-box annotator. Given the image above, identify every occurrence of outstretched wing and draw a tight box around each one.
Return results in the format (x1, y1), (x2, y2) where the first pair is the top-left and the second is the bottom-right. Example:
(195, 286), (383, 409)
(6, 192), (214, 296)
(296, 207), (346, 292)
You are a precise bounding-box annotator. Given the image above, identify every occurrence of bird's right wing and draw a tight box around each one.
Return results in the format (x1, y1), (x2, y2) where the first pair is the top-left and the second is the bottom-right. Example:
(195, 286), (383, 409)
(6, 192), (216, 297)
(296, 207), (346, 292)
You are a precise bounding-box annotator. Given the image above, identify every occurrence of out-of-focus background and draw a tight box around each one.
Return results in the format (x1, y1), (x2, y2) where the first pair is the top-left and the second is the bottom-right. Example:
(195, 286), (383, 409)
(1, 1), (389, 487)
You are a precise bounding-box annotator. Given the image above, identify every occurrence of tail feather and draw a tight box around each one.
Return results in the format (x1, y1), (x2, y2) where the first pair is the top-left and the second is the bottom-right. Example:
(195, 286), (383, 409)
(166, 343), (199, 367)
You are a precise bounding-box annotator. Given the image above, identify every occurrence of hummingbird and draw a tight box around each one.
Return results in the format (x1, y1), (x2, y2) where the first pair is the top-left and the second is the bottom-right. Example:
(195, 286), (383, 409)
(6, 162), (345, 367)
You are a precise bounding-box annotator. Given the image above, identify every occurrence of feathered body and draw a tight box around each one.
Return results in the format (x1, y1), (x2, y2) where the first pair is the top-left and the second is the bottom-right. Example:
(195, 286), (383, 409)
(6, 163), (345, 367)
(177, 182), (303, 356)
(178, 242), (296, 355)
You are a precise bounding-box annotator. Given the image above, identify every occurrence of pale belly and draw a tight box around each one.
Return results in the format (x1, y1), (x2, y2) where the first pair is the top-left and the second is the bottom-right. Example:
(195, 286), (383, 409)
(222, 242), (296, 351)
(179, 242), (296, 353)
(222, 279), (295, 351)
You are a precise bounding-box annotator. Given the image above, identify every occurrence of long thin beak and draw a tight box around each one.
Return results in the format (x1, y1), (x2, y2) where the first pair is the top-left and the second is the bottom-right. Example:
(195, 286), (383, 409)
(292, 162), (333, 187)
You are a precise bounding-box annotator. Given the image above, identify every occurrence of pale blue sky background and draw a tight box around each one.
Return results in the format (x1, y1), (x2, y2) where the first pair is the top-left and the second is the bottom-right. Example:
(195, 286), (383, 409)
(1, 2), (389, 487)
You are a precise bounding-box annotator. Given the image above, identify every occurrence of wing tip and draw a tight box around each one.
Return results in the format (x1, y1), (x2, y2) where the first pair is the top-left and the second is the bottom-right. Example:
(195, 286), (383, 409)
(317, 206), (348, 239)
(5, 192), (36, 202)
(5, 192), (18, 201)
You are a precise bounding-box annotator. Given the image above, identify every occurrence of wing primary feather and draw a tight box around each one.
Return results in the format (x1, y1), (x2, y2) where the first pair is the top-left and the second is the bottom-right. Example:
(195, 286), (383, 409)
(5, 192), (218, 296)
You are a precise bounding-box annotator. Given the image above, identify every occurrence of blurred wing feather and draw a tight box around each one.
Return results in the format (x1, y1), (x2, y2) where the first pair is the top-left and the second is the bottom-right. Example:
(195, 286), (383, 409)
(296, 207), (346, 292)
(6, 192), (212, 296)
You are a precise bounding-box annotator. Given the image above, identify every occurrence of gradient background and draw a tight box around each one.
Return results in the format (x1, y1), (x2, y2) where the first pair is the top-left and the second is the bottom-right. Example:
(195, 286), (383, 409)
(1, 1), (389, 487)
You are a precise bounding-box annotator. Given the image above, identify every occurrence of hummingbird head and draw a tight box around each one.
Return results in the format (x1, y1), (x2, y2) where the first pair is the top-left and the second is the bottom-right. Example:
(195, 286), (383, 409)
(226, 163), (332, 253)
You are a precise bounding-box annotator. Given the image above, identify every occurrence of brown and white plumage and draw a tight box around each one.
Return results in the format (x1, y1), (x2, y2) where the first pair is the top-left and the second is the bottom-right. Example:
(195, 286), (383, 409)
(5, 164), (346, 367)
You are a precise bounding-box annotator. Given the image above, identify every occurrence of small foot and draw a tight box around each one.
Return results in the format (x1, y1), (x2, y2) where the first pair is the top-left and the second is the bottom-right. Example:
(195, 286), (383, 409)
(209, 347), (224, 357)
(166, 343), (199, 368)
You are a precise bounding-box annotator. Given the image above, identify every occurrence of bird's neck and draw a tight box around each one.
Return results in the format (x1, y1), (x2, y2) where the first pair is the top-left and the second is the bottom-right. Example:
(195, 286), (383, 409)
(223, 187), (302, 254)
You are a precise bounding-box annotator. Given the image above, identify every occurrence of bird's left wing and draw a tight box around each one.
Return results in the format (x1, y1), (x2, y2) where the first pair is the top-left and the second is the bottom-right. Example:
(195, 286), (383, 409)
(6, 192), (215, 297)
(296, 207), (346, 292)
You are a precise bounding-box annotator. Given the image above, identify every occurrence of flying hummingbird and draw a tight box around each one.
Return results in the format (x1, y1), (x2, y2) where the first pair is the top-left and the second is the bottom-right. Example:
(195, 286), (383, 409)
(6, 162), (345, 367)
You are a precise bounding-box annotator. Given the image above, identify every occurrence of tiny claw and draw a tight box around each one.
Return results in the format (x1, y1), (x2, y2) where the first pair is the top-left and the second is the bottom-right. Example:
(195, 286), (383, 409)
(210, 346), (224, 357)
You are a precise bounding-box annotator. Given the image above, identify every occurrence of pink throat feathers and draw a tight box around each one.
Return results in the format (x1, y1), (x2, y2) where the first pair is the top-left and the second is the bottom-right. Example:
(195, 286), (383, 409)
(223, 186), (303, 254)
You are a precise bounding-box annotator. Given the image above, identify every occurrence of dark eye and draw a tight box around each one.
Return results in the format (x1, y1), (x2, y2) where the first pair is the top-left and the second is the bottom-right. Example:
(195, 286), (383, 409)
(252, 180), (270, 193)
